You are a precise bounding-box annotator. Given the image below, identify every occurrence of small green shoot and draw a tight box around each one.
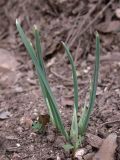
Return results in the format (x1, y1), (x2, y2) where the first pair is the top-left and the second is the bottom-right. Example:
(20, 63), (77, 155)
(16, 19), (100, 154)
(32, 121), (43, 133)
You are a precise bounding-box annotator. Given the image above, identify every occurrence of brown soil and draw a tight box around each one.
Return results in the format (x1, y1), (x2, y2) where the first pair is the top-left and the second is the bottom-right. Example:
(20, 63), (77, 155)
(0, 0), (120, 160)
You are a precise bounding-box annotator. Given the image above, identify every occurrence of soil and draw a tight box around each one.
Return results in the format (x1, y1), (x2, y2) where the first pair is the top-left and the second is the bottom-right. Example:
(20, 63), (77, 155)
(0, 0), (120, 160)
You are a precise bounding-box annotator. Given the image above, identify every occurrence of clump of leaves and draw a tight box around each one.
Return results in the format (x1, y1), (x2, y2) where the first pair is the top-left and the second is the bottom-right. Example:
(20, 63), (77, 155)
(32, 114), (50, 133)
(16, 20), (100, 153)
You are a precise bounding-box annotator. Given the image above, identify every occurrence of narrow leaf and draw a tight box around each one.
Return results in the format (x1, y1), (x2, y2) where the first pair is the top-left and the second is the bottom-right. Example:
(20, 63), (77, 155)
(78, 32), (100, 135)
(34, 25), (45, 73)
(62, 42), (78, 112)
(62, 42), (79, 145)
(70, 107), (78, 144)
(16, 20), (69, 142)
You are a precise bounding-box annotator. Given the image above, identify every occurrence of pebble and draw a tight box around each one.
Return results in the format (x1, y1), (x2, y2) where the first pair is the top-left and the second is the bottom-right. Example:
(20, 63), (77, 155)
(75, 148), (85, 160)
(115, 8), (120, 18)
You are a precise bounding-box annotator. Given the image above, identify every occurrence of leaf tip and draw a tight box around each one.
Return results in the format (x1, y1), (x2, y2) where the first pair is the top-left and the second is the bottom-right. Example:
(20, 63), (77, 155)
(61, 41), (64, 46)
(34, 25), (38, 31)
(16, 19), (19, 25)
(96, 31), (99, 38)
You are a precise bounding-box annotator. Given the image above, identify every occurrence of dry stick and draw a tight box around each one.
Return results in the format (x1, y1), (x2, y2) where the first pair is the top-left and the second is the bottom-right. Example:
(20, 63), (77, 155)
(79, 0), (114, 36)
(51, 68), (89, 86)
(98, 120), (120, 129)
(74, 38), (81, 64)
(46, 0), (58, 15)
(69, 0), (114, 49)
(71, 0), (113, 63)
(50, 68), (72, 82)
(59, 4), (97, 64)
(68, 4), (97, 48)
(88, 53), (120, 62)
(65, 11), (82, 44)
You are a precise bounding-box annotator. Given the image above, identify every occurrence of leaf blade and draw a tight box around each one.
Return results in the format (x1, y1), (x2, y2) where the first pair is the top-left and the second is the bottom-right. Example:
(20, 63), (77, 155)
(78, 32), (100, 135)
(16, 20), (69, 142)
(62, 42), (79, 146)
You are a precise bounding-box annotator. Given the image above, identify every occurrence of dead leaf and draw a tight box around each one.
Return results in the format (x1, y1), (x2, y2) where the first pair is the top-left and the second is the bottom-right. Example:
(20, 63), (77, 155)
(96, 21), (120, 33)
(0, 48), (18, 71)
(0, 69), (16, 89)
(38, 114), (50, 126)
(0, 110), (11, 120)
(86, 133), (103, 149)
(92, 133), (117, 160)
(0, 48), (18, 88)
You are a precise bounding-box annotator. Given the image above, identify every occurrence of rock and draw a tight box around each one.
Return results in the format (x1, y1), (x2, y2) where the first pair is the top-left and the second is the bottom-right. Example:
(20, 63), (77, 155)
(115, 8), (120, 19)
(14, 86), (23, 93)
(92, 133), (117, 160)
(0, 110), (12, 120)
(74, 148), (85, 160)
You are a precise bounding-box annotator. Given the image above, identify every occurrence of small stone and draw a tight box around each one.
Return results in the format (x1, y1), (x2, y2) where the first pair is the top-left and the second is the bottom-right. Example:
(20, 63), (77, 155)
(75, 148), (85, 160)
(16, 143), (20, 147)
(30, 132), (37, 139)
(115, 8), (120, 18)
(57, 154), (61, 160)
(0, 110), (12, 120)
(14, 86), (23, 93)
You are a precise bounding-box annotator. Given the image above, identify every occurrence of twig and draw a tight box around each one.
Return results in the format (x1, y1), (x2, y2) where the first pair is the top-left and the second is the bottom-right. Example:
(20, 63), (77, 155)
(88, 53), (120, 62)
(59, 3), (97, 64)
(78, 0), (114, 37)
(68, 4), (97, 48)
(74, 38), (82, 64)
(98, 120), (120, 129)
(65, 11), (82, 44)
(46, 0), (58, 16)
(50, 68), (72, 82)
(69, 0), (113, 48)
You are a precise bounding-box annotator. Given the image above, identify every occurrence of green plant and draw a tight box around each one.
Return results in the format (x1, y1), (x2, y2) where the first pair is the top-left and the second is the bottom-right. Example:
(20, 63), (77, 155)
(16, 20), (100, 153)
